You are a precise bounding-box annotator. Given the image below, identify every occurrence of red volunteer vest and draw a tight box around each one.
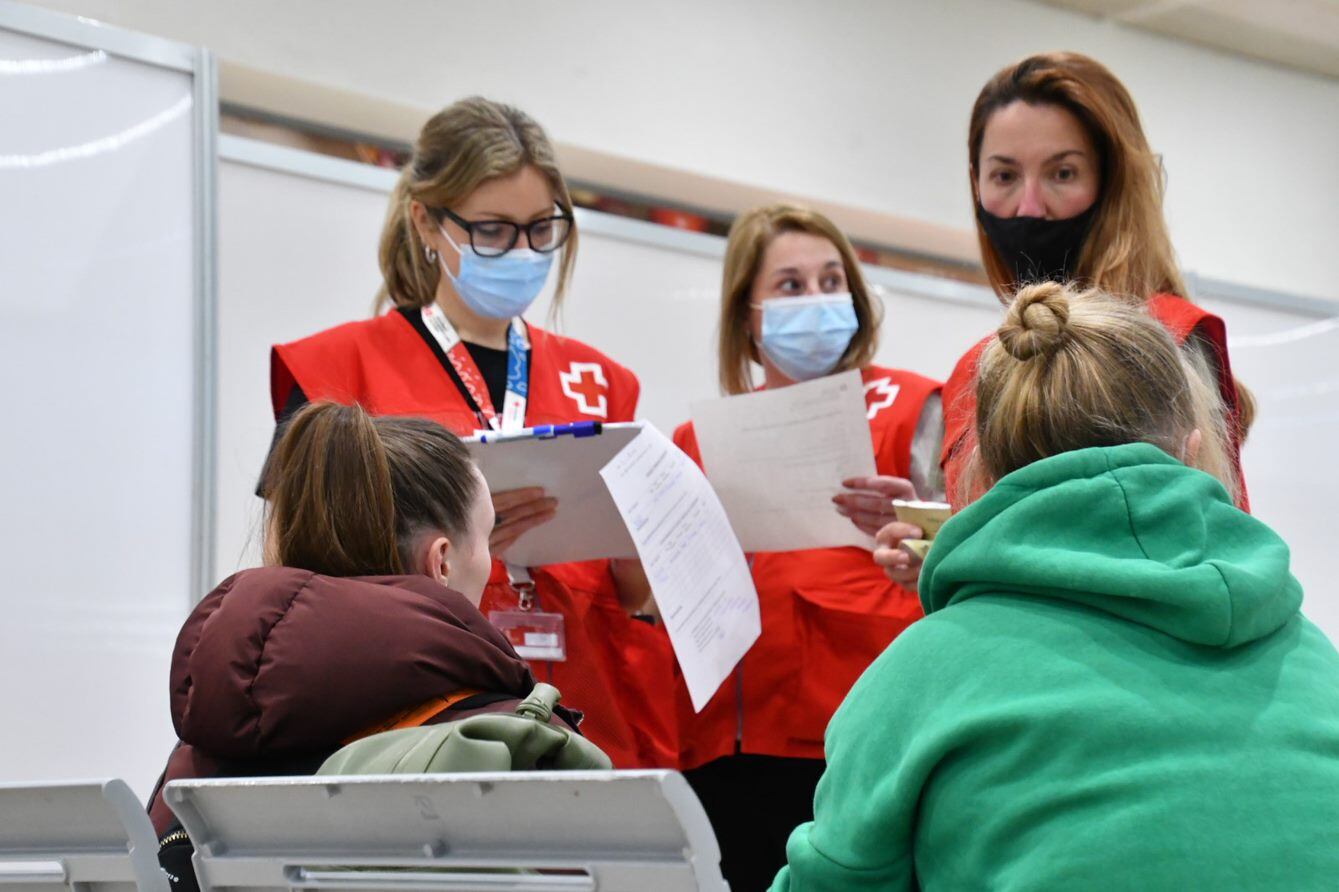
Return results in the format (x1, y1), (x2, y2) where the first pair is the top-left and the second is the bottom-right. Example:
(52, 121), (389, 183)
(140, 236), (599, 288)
(940, 292), (1248, 511)
(270, 310), (679, 768)
(673, 366), (943, 766)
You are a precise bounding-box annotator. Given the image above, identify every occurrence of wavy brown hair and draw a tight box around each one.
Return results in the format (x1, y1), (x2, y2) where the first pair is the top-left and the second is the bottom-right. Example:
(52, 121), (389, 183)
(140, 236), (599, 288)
(718, 204), (882, 395)
(968, 52), (1186, 302)
(375, 96), (577, 312)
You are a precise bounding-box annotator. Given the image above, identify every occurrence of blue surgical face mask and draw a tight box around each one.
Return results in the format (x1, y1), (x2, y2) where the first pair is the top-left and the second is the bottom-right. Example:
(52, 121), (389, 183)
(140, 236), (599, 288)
(439, 226), (554, 320)
(754, 293), (859, 382)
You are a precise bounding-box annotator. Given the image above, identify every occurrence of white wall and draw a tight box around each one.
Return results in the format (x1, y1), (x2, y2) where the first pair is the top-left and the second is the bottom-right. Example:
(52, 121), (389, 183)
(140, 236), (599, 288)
(0, 12), (201, 800)
(19, 0), (1339, 302)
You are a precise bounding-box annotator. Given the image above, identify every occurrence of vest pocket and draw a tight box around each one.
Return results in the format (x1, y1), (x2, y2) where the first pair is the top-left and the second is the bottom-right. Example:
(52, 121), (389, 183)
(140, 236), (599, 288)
(786, 586), (918, 745)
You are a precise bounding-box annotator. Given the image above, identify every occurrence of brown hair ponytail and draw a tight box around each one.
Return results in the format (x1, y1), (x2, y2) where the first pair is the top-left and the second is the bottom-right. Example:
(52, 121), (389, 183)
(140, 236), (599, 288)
(264, 402), (481, 577)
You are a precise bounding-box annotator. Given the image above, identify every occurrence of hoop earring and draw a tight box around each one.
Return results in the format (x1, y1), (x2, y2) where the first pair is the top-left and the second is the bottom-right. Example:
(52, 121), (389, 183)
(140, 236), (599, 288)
(424, 245), (439, 265)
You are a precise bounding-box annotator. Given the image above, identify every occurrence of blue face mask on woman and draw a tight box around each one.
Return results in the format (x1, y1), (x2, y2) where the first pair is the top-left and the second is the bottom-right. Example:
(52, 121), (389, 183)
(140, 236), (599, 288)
(439, 226), (554, 319)
(754, 293), (860, 382)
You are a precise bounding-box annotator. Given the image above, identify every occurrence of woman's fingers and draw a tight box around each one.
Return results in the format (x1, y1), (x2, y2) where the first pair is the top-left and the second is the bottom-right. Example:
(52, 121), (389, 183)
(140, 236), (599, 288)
(840, 475), (918, 500)
(837, 509), (895, 538)
(489, 498), (558, 554)
(495, 496), (558, 527)
(490, 511), (557, 554)
(834, 487), (925, 538)
(875, 521), (924, 547)
(873, 544), (922, 586)
(833, 491), (899, 515)
(834, 475), (919, 535)
(491, 487), (548, 513)
(833, 493), (896, 536)
(872, 520), (925, 587)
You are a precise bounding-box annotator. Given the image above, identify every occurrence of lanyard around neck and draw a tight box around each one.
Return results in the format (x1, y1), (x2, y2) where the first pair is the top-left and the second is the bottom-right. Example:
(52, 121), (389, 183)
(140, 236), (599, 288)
(420, 304), (530, 431)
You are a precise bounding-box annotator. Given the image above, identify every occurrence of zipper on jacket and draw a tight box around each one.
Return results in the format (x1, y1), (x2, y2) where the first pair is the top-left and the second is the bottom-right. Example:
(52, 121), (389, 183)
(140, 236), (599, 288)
(158, 829), (190, 848)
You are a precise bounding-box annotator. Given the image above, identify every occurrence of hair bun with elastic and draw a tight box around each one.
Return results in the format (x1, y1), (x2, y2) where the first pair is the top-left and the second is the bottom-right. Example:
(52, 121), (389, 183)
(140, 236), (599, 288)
(998, 281), (1072, 360)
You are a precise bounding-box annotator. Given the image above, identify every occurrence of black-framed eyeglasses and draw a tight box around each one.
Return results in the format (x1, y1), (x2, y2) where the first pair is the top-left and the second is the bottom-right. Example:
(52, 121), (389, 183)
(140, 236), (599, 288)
(433, 205), (574, 257)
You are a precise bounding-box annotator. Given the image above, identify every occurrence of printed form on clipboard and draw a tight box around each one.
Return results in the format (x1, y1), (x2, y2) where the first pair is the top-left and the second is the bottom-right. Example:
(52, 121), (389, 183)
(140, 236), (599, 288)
(468, 420), (762, 710)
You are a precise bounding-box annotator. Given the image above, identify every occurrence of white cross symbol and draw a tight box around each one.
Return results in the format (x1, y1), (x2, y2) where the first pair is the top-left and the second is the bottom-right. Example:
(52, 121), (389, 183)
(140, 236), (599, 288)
(864, 378), (900, 420)
(559, 362), (609, 418)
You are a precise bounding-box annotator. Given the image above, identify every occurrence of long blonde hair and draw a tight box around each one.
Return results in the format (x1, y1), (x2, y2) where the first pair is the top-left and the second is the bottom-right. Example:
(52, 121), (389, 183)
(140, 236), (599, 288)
(963, 281), (1238, 504)
(375, 96), (577, 311)
(968, 52), (1186, 301)
(717, 204), (882, 395)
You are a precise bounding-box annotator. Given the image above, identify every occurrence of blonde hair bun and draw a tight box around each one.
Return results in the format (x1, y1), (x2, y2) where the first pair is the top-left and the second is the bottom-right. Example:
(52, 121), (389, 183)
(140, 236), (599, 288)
(967, 281), (1240, 506)
(998, 281), (1072, 360)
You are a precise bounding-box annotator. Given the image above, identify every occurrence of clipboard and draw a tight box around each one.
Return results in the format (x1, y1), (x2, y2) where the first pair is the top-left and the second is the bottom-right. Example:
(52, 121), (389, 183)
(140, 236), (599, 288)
(467, 421), (643, 567)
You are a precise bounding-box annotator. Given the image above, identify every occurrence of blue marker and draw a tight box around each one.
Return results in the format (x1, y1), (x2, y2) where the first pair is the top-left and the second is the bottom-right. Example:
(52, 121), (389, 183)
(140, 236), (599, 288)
(478, 421), (603, 444)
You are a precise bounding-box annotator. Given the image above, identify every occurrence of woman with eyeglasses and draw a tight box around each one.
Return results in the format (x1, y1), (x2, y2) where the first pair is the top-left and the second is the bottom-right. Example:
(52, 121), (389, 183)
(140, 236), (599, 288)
(267, 96), (676, 770)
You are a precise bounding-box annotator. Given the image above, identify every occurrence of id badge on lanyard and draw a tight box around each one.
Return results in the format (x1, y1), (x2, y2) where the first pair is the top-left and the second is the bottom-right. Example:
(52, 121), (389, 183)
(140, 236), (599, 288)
(420, 308), (564, 659)
(421, 304), (529, 432)
(489, 565), (568, 662)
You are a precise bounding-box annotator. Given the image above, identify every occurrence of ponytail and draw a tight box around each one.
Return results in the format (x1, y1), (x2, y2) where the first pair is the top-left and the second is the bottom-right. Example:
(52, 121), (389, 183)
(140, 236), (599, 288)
(374, 167), (440, 314)
(265, 402), (483, 578)
(266, 402), (402, 576)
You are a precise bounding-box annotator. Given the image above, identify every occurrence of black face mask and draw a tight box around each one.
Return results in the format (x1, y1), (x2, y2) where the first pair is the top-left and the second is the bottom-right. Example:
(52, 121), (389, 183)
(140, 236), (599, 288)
(976, 203), (1098, 285)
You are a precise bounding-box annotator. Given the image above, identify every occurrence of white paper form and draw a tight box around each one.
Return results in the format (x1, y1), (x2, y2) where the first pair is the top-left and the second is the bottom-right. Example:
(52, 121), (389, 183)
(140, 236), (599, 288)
(690, 369), (877, 553)
(599, 424), (761, 711)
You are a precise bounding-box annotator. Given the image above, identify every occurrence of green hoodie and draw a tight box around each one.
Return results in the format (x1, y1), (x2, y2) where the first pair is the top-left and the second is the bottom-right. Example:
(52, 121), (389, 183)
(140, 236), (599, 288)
(772, 444), (1339, 891)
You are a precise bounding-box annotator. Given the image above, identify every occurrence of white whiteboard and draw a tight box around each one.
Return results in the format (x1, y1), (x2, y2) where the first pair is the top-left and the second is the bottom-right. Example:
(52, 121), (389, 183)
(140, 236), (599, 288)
(1197, 298), (1339, 640)
(0, 4), (212, 800)
(215, 136), (1339, 645)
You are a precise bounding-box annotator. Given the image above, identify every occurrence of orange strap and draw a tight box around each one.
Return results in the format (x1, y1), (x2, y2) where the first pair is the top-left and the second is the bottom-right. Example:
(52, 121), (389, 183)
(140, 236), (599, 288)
(343, 689), (482, 745)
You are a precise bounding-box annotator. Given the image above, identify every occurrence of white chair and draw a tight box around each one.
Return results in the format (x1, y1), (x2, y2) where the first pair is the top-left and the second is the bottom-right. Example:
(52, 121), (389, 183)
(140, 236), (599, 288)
(0, 778), (168, 892)
(164, 770), (728, 891)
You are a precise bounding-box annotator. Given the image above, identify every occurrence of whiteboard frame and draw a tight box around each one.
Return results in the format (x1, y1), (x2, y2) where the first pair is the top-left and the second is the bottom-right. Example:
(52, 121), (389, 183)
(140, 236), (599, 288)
(218, 133), (1339, 320)
(0, 0), (219, 601)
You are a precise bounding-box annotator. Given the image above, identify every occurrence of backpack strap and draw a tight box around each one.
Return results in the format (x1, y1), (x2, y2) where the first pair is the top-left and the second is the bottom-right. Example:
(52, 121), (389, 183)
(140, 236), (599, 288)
(343, 689), (483, 744)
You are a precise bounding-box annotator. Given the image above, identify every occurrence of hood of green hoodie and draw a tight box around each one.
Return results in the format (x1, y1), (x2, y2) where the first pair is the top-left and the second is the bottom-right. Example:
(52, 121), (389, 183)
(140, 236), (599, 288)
(920, 443), (1300, 648)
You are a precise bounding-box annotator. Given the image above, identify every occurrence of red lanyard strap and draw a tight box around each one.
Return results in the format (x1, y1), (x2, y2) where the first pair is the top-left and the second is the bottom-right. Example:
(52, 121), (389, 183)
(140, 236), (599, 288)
(421, 305), (530, 431)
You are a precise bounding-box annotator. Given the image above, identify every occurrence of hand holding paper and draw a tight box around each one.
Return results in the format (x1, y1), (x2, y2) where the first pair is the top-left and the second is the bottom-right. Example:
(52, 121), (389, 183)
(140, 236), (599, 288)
(467, 423), (642, 566)
(690, 369), (878, 553)
(488, 487), (557, 554)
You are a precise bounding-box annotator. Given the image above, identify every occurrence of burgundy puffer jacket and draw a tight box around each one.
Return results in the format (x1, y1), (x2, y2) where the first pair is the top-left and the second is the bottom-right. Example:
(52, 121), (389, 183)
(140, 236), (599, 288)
(148, 566), (575, 834)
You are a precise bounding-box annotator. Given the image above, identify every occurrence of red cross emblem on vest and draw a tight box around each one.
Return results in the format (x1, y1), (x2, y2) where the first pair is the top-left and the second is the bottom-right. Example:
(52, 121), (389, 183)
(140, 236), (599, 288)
(559, 362), (609, 418)
(864, 377), (900, 420)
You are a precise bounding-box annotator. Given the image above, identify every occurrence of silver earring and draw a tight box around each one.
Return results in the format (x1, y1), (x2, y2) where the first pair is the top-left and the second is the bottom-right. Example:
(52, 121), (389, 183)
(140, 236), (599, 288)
(424, 245), (438, 264)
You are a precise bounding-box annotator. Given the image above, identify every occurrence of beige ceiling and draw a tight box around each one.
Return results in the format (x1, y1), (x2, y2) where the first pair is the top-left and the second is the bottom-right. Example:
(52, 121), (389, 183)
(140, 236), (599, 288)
(1035, 0), (1339, 79)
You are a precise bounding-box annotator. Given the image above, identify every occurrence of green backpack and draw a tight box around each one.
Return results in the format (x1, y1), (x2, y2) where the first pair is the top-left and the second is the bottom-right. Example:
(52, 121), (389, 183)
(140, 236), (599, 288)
(317, 683), (612, 775)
